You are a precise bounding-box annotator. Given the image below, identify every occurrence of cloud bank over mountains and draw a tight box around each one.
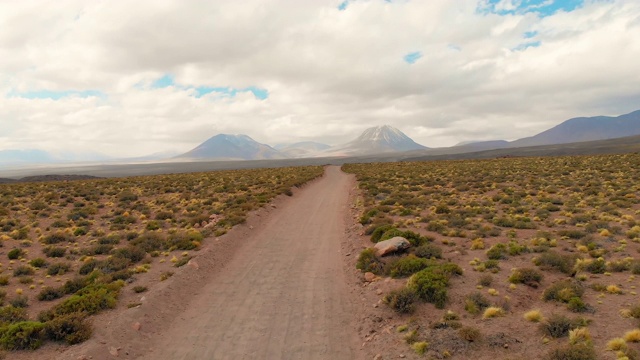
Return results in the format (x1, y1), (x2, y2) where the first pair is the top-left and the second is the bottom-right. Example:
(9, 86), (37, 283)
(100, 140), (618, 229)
(1, 0), (639, 157)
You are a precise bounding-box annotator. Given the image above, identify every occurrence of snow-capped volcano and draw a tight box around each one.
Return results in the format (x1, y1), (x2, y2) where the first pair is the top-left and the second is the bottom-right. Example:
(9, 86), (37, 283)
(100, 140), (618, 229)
(329, 125), (427, 155)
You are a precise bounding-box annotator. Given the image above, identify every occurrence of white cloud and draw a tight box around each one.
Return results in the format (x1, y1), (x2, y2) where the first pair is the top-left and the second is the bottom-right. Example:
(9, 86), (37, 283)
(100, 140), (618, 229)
(0, 0), (639, 157)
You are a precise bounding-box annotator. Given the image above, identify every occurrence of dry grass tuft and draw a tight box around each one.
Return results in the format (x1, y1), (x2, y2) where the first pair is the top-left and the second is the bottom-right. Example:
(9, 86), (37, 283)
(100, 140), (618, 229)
(524, 309), (544, 322)
(624, 329), (640, 343)
(483, 306), (505, 319)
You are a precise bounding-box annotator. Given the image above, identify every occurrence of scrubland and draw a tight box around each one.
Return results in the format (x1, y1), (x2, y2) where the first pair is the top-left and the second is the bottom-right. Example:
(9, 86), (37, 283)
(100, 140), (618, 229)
(344, 154), (640, 359)
(0, 166), (323, 353)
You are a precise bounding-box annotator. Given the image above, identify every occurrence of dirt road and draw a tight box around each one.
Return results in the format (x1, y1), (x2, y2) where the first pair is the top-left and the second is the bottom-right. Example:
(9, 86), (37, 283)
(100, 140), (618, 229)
(126, 166), (359, 359)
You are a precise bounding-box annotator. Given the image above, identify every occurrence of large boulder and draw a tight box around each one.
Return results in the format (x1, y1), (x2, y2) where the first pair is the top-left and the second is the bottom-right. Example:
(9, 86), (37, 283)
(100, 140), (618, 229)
(374, 236), (411, 256)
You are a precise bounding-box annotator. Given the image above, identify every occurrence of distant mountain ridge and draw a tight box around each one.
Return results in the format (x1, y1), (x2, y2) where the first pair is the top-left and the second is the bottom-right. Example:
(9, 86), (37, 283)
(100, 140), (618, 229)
(510, 110), (640, 147)
(4, 109), (640, 166)
(175, 125), (427, 160)
(176, 134), (285, 160)
(452, 110), (640, 152)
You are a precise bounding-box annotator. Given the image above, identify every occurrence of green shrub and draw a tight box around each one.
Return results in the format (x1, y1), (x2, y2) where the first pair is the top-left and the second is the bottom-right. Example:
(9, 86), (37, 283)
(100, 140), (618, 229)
(84, 244), (113, 256)
(585, 259), (606, 274)
(0, 277), (9, 286)
(478, 274), (493, 286)
(13, 266), (34, 277)
(414, 244), (442, 259)
(544, 343), (596, 360)
(440, 262), (463, 276)
(540, 314), (578, 338)
(62, 277), (90, 295)
(9, 296), (28, 309)
(0, 306), (28, 325)
(534, 251), (576, 275)
(132, 286), (147, 293)
(174, 256), (191, 268)
(543, 281), (585, 303)
(47, 263), (71, 276)
(508, 268), (543, 288)
(356, 248), (384, 274)
(567, 297), (588, 313)
(155, 211), (173, 220)
(387, 255), (430, 278)
(29, 258), (48, 268)
(118, 190), (138, 202)
(7, 248), (24, 260)
(486, 243), (507, 260)
(39, 282), (122, 322)
(608, 260), (630, 273)
(37, 287), (64, 301)
(464, 292), (491, 315)
(370, 225), (394, 243)
(42, 232), (71, 245)
(79, 258), (130, 275)
(407, 265), (458, 309)
(131, 232), (165, 252)
(384, 288), (417, 313)
(0, 321), (45, 350)
(42, 246), (66, 258)
(44, 313), (92, 345)
(166, 230), (202, 250)
(111, 246), (146, 263)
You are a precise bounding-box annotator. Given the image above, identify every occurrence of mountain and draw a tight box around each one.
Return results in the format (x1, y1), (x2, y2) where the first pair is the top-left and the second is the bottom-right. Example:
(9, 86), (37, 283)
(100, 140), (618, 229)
(0, 149), (56, 165)
(176, 134), (285, 161)
(510, 110), (640, 147)
(329, 125), (427, 156)
(276, 141), (331, 158)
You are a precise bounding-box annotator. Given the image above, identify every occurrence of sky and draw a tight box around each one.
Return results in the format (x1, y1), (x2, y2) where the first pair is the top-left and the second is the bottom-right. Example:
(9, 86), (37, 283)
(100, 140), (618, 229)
(1, 0), (639, 158)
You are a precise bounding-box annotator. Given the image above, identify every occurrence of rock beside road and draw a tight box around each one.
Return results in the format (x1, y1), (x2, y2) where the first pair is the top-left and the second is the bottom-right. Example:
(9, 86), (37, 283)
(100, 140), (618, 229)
(373, 237), (411, 256)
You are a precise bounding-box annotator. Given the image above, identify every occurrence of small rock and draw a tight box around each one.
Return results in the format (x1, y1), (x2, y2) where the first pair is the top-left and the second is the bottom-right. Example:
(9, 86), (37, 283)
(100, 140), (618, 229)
(140, 296), (146, 302)
(373, 304), (378, 308)
(364, 272), (376, 282)
(374, 355), (383, 360)
(375, 289), (383, 295)
(346, 253), (351, 257)
(109, 346), (119, 357)
(187, 260), (199, 269)
(132, 322), (141, 331)
(77, 356), (89, 360)
(399, 355), (406, 358)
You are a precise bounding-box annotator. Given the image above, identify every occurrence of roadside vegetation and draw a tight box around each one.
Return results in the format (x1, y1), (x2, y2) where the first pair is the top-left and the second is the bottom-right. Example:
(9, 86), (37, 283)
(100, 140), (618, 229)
(0, 166), (323, 351)
(344, 153), (640, 359)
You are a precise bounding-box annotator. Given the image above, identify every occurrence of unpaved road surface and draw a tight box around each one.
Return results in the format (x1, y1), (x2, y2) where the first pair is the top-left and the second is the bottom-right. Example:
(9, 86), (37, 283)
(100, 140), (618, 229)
(42, 165), (352, 360)
(139, 166), (358, 359)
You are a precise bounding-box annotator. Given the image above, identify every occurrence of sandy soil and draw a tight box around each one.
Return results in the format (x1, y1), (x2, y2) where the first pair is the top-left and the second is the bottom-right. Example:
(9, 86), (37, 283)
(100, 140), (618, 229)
(14, 166), (363, 360)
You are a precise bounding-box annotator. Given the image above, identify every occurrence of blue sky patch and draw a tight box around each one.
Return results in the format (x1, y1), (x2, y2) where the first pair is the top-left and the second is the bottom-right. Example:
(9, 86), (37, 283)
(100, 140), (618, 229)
(150, 74), (269, 100)
(194, 86), (269, 100)
(403, 51), (423, 64)
(513, 40), (541, 51)
(338, 1), (348, 11)
(478, 0), (584, 17)
(10, 89), (105, 100)
(151, 74), (175, 88)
